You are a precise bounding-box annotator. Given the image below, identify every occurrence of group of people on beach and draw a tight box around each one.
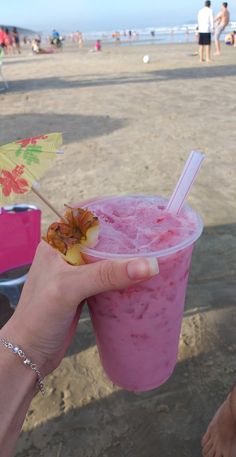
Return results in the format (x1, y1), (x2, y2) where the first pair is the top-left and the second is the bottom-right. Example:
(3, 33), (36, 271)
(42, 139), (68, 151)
(0, 26), (21, 54)
(197, 1), (231, 62)
(0, 26), (65, 57)
(31, 30), (64, 55)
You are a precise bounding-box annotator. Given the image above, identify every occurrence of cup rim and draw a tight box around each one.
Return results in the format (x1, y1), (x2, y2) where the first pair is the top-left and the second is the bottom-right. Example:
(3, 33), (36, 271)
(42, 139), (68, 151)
(80, 194), (203, 259)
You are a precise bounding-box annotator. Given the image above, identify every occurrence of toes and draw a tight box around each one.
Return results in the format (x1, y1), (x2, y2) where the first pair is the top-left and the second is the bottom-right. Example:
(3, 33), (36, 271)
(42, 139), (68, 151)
(202, 439), (215, 457)
(214, 446), (223, 457)
(202, 430), (211, 446)
(206, 445), (217, 457)
(228, 437), (236, 457)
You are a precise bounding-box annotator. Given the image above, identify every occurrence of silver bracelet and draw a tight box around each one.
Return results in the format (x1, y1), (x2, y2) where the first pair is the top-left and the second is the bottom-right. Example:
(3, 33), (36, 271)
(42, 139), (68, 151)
(0, 337), (45, 395)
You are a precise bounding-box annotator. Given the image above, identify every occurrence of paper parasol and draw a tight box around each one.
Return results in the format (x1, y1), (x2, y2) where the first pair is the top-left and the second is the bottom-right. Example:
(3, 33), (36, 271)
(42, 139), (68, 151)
(0, 133), (64, 218)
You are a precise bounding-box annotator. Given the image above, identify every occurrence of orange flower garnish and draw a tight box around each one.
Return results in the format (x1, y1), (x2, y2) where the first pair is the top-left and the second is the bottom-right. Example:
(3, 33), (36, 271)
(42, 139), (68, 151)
(44, 206), (100, 265)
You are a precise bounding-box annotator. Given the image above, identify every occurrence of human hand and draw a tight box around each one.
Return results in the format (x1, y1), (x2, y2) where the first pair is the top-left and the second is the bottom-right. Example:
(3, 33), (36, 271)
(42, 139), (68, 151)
(3, 241), (158, 377)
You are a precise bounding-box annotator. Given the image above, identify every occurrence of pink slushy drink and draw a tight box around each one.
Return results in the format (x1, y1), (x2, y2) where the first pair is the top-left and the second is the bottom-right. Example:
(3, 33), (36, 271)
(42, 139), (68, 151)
(82, 195), (202, 391)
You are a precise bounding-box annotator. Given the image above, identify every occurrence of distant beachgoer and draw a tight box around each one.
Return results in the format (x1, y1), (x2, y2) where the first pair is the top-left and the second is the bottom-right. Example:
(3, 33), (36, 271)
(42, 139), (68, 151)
(31, 38), (54, 55)
(31, 39), (40, 54)
(114, 31), (120, 45)
(185, 26), (190, 41)
(195, 26), (199, 41)
(189, 26), (200, 56)
(89, 39), (102, 53)
(214, 2), (230, 55)
(4, 28), (13, 55)
(12, 27), (21, 54)
(95, 39), (101, 51)
(78, 32), (84, 49)
(197, 0), (214, 63)
(52, 29), (60, 40)
(0, 27), (6, 49)
(224, 31), (235, 45)
(51, 29), (62, 48)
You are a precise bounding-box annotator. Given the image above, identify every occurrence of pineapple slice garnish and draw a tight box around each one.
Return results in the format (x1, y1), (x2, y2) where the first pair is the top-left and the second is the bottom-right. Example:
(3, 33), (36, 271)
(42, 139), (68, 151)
(43, 206), (100, 265)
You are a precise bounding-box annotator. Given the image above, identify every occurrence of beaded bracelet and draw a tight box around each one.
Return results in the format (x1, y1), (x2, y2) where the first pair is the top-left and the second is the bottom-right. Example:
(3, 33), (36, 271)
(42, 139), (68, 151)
(0, 337), (45, 395)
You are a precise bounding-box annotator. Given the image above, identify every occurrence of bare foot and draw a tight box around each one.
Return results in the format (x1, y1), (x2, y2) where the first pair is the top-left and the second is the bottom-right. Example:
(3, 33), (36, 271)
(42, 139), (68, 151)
(202, 394), (236, 457)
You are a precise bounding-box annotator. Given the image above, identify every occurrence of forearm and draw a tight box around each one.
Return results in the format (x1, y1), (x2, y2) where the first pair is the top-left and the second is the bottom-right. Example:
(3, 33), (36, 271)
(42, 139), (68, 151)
(0, 325), (37, 457)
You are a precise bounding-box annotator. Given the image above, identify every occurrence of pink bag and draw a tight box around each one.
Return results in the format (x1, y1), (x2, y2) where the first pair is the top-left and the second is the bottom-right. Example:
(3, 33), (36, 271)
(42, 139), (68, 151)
(0, 204), (41, 273)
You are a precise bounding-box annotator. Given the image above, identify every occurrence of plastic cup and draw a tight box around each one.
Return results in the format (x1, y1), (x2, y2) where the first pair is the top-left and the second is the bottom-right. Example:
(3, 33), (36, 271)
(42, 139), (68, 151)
(82, 195), (203, 392)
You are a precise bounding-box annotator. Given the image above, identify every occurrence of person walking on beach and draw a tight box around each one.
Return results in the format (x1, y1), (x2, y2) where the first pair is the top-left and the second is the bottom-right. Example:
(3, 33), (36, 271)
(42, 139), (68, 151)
(214, 2), (230, 55)
(198, 0), (214, 62)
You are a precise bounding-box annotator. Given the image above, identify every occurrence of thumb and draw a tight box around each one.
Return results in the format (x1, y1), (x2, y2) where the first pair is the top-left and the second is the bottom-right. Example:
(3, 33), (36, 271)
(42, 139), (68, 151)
(76, 257), (159, 301)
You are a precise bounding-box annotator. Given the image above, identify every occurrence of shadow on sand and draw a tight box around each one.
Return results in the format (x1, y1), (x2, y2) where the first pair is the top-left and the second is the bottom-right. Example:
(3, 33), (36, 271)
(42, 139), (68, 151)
(4, 64), (236, 94)
(14, 308), (236, 457)
(0, 113), (127, 146)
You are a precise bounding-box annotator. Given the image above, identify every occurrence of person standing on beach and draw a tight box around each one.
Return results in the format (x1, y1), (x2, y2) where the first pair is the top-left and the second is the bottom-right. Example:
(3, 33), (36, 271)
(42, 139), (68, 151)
(214, 2), (230, 55)
(0, 27), (7, 53)
(198, 0), (214, 62)
(4, 28), (14, 55)
(12, 27), (21, 54)
(0, 26), (4, 48)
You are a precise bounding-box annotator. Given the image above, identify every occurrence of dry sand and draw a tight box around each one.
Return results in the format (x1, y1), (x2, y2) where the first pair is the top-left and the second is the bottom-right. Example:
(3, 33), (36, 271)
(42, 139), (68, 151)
(0, 40), (236, 456)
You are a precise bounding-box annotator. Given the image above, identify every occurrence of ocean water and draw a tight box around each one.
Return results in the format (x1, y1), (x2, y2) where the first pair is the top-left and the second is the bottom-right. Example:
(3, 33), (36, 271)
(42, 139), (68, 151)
(82, 22), (236, 46)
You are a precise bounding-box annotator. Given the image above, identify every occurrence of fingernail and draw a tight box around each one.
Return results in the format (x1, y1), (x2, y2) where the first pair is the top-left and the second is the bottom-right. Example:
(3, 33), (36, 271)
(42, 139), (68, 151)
(127, 258), (159, 281)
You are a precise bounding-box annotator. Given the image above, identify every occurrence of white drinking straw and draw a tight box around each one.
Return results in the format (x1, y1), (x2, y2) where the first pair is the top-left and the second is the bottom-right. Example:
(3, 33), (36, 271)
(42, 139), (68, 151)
(166, 150), (205, 215)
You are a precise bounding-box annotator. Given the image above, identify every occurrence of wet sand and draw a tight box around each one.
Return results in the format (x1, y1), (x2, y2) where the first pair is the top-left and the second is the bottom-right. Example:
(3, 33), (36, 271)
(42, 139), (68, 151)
(0, 40), (236, 456)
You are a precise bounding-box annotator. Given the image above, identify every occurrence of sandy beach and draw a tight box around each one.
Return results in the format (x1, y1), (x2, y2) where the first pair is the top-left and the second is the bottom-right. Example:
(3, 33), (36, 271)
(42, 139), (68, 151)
(1, 40), (236, 456)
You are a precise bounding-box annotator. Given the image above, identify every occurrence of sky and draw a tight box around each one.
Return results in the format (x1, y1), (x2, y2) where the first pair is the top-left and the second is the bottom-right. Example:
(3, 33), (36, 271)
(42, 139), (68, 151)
(1, 0), (236, 33)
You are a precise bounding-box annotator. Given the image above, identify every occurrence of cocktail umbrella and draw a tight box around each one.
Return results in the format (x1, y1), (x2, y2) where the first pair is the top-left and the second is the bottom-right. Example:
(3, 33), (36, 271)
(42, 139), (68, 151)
(0, 133), (64, 218)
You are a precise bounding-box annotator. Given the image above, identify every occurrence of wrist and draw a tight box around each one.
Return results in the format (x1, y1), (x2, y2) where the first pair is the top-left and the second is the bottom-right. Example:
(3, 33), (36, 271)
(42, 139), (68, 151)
(0, 334), (39, 456)
(0, 337), (37, 391)
(0, 336), (45, 395)
(0, 315), (49, 376)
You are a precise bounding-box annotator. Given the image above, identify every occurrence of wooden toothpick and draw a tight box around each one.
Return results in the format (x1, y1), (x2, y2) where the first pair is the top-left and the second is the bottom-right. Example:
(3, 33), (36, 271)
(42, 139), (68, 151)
(32, 185), (65, 220)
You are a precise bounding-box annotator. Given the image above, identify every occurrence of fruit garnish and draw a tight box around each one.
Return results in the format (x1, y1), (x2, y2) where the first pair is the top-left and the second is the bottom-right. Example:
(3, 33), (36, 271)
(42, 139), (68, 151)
(43, 205), (100, 265)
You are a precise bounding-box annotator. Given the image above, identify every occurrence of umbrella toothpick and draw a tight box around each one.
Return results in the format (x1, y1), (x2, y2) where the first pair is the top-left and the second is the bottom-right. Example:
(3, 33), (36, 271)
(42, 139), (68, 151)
(32, 185), (65, 221)
(0, 133), (65, 220)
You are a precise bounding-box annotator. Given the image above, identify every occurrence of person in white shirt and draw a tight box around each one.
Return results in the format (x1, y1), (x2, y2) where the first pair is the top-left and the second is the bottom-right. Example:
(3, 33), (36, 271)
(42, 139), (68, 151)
(198, 0), (214, 62)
